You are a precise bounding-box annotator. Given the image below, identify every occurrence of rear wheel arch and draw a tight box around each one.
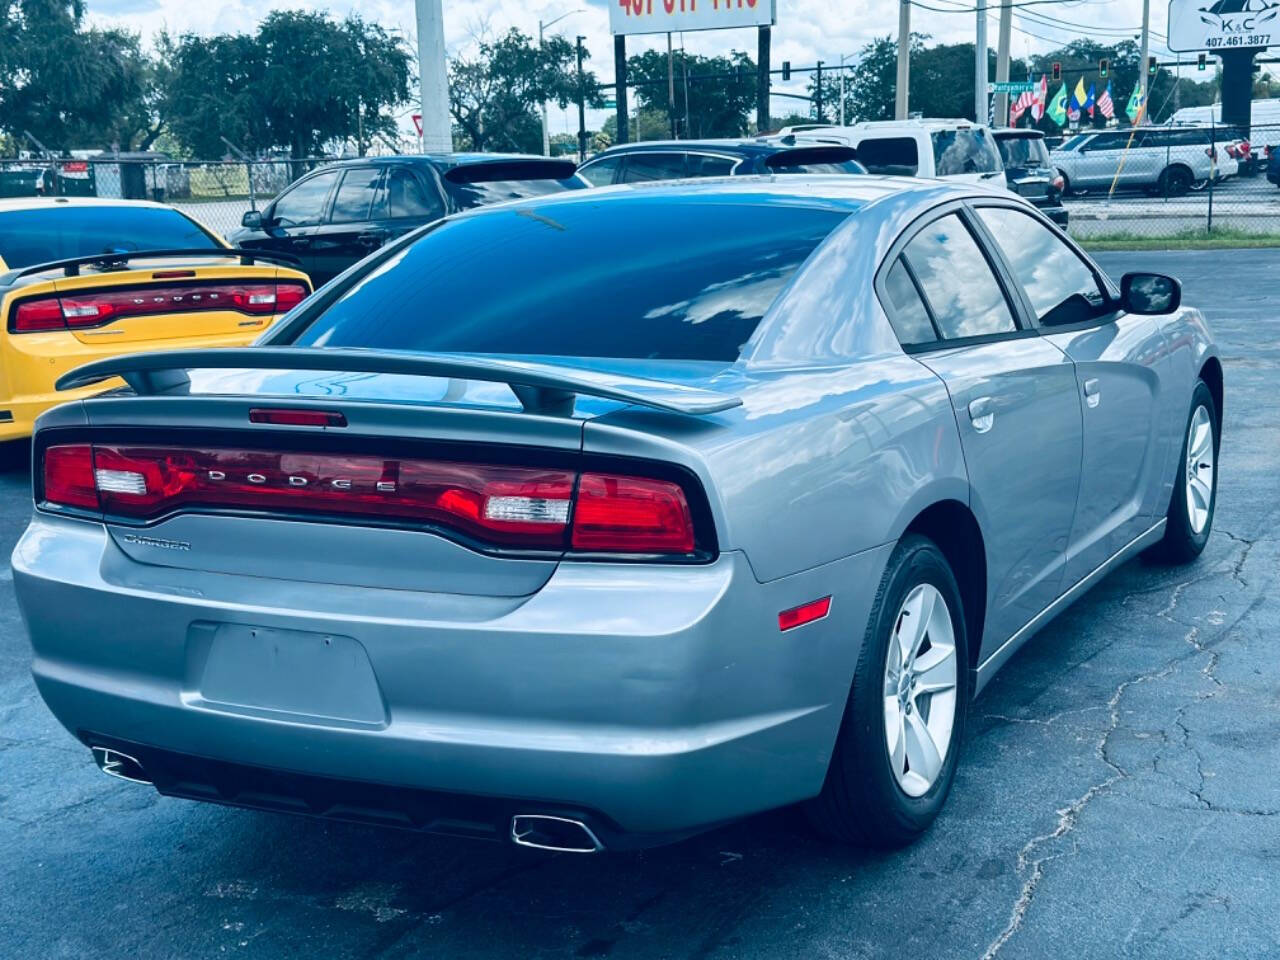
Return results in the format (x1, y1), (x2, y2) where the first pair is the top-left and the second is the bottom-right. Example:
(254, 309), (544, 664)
(1199, 356), (1223, 433)
(902, 500), (987, 672)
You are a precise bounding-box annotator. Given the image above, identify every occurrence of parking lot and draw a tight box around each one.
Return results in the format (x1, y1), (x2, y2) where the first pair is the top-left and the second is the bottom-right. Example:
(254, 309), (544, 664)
(0, 247), (1276, 959)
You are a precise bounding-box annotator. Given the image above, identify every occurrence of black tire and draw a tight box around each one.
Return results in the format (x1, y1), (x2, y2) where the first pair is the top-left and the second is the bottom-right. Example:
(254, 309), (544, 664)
(1159, 165), (1193, 197)
(805, 535), (970, 847)
(1147, 380), (1219, 564)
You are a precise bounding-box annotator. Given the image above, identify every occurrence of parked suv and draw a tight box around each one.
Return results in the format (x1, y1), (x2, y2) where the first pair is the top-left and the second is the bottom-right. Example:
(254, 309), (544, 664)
(229, 155), (584, 286)
(1267, 144), (1280, 187)
(577, 138), (864, 186)
(992, 129), (1068, 227)
(777, 119), (1005, 185)
(1050, 126), (1234, 197)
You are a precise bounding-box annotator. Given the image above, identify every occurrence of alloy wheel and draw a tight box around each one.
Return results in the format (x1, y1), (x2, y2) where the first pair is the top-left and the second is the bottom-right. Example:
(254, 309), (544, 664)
(1185, 404), (1215, 535)
(882, 583), (959, 798)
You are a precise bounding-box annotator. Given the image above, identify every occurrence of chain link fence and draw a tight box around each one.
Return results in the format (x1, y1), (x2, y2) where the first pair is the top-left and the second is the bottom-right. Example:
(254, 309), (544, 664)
(0, 158), (328, 237)
(1056, 122), (1280, 242)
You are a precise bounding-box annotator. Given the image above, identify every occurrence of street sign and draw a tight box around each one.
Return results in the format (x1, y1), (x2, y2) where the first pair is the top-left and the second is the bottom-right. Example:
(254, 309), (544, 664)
(603, 99), (618, 109)
(609, 0), (776, 36)
(988, 80), (1035, 93)
(1168, 0), (1279, 53)
(411, 114), (423, 137)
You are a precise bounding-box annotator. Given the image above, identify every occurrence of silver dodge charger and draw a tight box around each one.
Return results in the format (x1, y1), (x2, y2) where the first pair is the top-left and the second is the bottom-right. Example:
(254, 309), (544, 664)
(13, 177), (1221, 852)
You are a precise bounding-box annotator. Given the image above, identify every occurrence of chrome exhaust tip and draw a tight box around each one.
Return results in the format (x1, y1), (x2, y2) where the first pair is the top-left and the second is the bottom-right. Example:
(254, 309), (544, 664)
(91, 746), (151, 785)
(510, 814), (604, 853)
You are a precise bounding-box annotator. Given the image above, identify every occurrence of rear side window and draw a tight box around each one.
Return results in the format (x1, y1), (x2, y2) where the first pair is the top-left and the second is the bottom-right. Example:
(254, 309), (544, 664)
(901, 214), (1016, 340)
(855, 137), (919, 176)
(881, 258), (936, 344)
(371, 169), (443, 220)
(0, 205), (219, 269)
(620, 153), (688, 182)
(273, 171), (339, 226)
(330, 168), (381, 223)
(578, 156), (622, 186)
(931, 129), (1002, 175)
(292, 201), (849, 362)
(685, 155), (738, 177)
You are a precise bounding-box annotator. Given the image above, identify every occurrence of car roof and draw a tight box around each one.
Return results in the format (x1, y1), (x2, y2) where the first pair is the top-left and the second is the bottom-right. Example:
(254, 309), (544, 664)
(0, 196), (176, 213)
(313, 153), (564, 171)
(992, 129), (1045, 139)
(447, 174), (971, 219)
(591, 138), (796, 157)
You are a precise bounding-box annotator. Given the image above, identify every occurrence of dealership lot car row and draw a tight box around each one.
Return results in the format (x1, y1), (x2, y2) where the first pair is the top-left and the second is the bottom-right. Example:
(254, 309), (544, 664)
(6, 173), (1221, 852)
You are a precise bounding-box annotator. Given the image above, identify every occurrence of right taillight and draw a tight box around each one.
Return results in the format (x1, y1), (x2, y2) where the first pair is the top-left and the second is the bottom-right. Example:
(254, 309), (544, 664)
(571, 473), (695, 554)
(38, 444), (704, 558)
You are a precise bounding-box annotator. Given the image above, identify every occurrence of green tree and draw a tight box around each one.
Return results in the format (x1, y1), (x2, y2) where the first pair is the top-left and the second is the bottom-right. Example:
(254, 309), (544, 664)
(337, 15), (412, 156)
(449, 29), (602, 153)
(0, 0), (154, 151)
(627, 49), (757, 139)
(602, 107), (671, 143)
(162, 31), (268, 157)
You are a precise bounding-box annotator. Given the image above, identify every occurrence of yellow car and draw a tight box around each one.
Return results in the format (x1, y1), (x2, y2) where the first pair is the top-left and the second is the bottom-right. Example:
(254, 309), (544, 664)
(0, 197), (311, 441)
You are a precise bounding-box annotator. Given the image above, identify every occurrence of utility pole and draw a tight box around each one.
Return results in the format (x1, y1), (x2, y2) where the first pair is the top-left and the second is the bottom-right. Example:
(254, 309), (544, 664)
(815, 61), (824, 123)
(1138, 0), (1151, 123)
(540, 11), (584, 156)
(415, 0), (452, 153)
(840, 54), (848, 126)
(615, 34), (629, 145)
(576, 36), (588, 161)
(994, 0), (1012, 127)
(975, 0), (989, 124)
(895, 0), (911, 119)
(757, 26), (771, 133)
(667, 32), (677, 138)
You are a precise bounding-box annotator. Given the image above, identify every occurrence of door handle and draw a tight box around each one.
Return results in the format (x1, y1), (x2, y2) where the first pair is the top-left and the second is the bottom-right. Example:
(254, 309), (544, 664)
(1083, 378), (1101, 408)
(968, 396), (995, 433)
(357, 231), (388, 248)
(291, 237), (312, 249)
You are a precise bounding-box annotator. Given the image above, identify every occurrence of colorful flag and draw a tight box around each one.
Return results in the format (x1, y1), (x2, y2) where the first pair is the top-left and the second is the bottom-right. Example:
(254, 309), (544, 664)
(1048, 82), (1068, 125)
(1032, 74), (1048, 121)
(1010, 88), (1036, 125)
(1085, 83), (1096, 118)
(1097, 81), (1115, 120)
(1125, 84), (1145, 122)
(1071, 77), (1088, 113)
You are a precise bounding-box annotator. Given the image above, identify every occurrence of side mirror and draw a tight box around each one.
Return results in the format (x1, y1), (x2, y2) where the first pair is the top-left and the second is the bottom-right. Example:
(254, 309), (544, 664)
(1121, 272), (1181, 315)
(241, 209), (264, 229)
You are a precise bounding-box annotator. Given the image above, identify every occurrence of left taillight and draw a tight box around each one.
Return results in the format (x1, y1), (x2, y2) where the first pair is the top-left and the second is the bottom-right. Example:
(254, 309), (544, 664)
(42, 444), (99, 510)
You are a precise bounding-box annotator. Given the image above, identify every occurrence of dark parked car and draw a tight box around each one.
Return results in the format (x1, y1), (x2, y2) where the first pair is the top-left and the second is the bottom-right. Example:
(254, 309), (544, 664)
(576, 137), (865, 186)
(992, 129), (1068, 227)
(229, 155), (585, 286)
(1267, 144), (1280, 187)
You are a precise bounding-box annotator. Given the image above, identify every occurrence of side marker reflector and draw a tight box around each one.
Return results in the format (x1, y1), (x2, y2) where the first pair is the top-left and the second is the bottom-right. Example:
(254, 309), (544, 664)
(778, 596), (832, 632)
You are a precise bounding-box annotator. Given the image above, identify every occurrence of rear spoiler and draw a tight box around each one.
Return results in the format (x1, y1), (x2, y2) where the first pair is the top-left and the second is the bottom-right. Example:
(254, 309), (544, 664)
(0, 248), (302, 284)
(764, 146), (859, 168)
(443, 160), (578, 184)
(55, 347), (743, 417)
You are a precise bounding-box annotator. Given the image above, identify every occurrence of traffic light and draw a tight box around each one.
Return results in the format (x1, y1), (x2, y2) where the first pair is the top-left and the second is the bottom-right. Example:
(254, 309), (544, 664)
(1148, 56), (1158, 75)
(1099, 58), (1109, 78)
(1051, 61), (1061, 82)
(1198, 52), (1207, 71)
(782, 60), (791, 81)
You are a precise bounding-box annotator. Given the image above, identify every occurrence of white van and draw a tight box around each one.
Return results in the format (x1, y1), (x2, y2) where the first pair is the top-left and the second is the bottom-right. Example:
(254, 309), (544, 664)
(776, 118), (1006, 185)
(1170, 99), (1280, 128)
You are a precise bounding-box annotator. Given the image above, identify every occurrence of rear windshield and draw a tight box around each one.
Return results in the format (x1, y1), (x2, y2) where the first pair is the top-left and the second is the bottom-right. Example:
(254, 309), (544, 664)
(996, 135), (1051, 168)
(445, 177), (583, 211)
(770, 161), (867, 175)
(0, 205), (219, 269)
(293, 200), (849, 362)
(931, 128), (1002, 175)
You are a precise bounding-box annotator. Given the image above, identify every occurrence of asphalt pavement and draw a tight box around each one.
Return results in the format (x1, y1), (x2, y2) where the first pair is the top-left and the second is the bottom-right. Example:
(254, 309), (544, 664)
(1, 249), (1278, 960)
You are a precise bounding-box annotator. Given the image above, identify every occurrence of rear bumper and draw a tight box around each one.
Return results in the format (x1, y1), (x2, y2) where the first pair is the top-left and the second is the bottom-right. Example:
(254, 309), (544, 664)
(14, 513), (889, 840)
(1036, 202), (1069, 226)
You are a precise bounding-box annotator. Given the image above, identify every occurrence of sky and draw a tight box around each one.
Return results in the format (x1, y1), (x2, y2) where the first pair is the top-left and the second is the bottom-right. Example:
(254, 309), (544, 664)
(85, 0), (1180, 139)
